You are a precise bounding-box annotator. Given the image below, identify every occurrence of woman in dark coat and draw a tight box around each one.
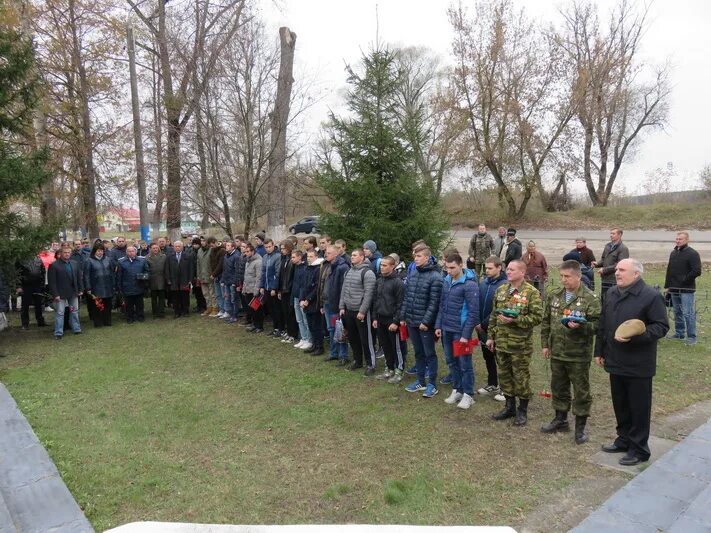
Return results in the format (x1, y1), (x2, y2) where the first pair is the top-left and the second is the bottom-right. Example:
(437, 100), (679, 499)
(83, 243), (115, 327)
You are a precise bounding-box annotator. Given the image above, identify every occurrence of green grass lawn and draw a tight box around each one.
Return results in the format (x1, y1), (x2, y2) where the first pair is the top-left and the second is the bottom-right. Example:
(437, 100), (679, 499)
(0, 267), (708, 531)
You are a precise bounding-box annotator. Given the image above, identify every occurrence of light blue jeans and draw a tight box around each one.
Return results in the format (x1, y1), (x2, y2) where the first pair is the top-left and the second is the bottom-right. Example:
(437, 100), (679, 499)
(214, 280), (224, 312)
(671, 292), (696, 340)
(54, 296), (81, 337)
(442, 331), (474, 395)
(324, 303), (348, 359)
(293, 297), (311, 342)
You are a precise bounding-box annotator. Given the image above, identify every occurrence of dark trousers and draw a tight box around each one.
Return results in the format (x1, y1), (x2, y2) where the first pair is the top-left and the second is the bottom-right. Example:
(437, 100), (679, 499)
(376, 315), (404, 371)
(306, 311), (324, 349)
(601, 282), (614, 305)
(478, 332), (499, 387)
(245, 293), (264, 328)
(20, 285), (45, 327)
(124, 294), (145, 322)
(343, 310), (375, 368)
(151, 289), (166, 318)
(610, 373), (653, 460)
(264, 292), (282, 330)
(88, 297), (112, 327)
(193, 284), (206, 311)
(280, 294), (298, 338)
(172, 290), (190, 317)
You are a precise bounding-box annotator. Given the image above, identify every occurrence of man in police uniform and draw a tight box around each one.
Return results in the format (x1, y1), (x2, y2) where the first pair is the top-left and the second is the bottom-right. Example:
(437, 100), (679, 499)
(486, 259), (543, 426)
(540, 260), (601, 444)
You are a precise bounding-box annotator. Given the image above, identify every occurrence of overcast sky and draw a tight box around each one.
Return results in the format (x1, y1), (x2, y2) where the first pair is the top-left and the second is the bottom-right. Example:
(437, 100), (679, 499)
(262, 0), (711, 194)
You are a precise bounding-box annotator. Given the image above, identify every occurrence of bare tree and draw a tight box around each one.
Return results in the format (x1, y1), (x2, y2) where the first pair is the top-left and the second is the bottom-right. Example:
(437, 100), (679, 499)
(560, 0), (670, 206)
(126, 0), (246, 240)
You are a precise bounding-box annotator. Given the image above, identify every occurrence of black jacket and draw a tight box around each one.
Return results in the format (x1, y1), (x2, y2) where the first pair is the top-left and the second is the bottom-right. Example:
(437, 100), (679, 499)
(165, 251), (195, 291)
(48, 259), (83, 299)
(595, 278), (669, 378)
(600, 241), (629, 283)
(302, 259), (325, 314)
(17, 257), (45, 287)
(504, 238), (522, 266)
(664, 244), (702, 293)
(278, 254), (294, 294)
(372, 273), (404, 324)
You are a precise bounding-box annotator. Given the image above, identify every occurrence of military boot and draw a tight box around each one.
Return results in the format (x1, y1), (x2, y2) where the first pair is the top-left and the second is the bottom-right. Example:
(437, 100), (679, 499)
(513, 398), (529, 426)
(492, 395), (516, 421)
(540, 410), (569, 433)
(575, 416), (589, 444)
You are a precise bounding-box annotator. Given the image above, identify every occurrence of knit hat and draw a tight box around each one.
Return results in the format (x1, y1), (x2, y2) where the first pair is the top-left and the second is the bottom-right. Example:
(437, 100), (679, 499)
(615, 319), (646, 340)
(255, 233), (265, 242)
(363, 240), (377, 253)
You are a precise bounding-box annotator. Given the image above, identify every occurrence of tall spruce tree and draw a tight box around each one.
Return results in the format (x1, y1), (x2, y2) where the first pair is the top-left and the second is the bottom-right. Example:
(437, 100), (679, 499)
(316, 47), (448, 258)
(0, 27), (55, 274)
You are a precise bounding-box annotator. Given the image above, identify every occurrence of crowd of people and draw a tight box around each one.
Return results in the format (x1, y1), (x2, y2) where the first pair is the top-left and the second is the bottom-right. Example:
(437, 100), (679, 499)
(2, 225), (703, 465)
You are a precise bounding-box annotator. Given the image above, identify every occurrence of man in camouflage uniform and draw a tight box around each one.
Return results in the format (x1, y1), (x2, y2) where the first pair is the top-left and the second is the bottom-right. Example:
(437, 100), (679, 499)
(487, 259), (543, 426)
(468, 223), (495, 277)
(540, 260), (601, 444)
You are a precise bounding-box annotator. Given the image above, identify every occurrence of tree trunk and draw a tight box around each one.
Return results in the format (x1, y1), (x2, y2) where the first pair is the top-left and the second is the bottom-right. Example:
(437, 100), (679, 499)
(194, 105), (210, 230)
(165, 118), (182, 241)
(151, 51), (164, 234)
(267, 27), (296, 228)
(127, 25), (149, 241)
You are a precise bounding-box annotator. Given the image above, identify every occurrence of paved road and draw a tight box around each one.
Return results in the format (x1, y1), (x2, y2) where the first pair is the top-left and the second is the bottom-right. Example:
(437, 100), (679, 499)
(452, 230), (711, 264)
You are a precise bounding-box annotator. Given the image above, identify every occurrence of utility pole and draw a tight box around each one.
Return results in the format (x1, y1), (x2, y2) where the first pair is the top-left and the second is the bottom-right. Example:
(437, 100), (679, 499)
(127, 25), (150, 241)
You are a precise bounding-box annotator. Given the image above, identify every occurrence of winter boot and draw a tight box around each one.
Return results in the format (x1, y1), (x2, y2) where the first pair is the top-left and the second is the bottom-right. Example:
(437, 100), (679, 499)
(575, 416), (589, 444)
(513, 398), (529, 426)
(540, 410), (570, 433)
(492, 395), (516, 421)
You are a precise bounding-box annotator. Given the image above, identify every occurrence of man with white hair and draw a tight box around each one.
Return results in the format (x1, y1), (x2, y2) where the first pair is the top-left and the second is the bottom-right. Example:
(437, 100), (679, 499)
(595, 258), (668, 466)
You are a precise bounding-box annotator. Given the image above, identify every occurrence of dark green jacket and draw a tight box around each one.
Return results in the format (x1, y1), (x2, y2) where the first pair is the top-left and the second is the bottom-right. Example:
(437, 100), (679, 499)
(541, 283), (600, 362)
(489, 281), (543, 351)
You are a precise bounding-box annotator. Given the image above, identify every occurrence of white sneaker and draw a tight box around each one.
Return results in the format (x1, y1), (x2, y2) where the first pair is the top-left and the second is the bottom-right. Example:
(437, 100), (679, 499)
(457, 393), (475, 409)
(493, 392), (506, 402)
(294, 340), (305, 348)
(300, 342), (313, 350)
(444, 390), (463, 405)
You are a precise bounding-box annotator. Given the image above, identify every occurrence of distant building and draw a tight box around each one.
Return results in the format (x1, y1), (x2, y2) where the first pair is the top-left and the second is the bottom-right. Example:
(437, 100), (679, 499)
(99, 208), (141, 233)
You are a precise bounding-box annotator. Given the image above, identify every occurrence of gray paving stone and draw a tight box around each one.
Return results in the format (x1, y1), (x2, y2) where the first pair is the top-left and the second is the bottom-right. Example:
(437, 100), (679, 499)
(657, 449), (711, 482)
(572, 510), (660, 533)
(588, 435), (677, 475)
(683, 485), (711, 525)
(667, 515), (711, 533)
(625, 466), (707, 502)
(0, 494), (17, 533)
(604, 486), (688, 530)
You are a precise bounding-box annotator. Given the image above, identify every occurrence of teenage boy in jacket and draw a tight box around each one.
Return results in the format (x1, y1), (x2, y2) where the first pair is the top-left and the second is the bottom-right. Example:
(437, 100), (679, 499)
(372, 255), (405, 382)
(221, 241), (240, 323)
(476, 256), (508, 401)
(277, 241), (297, 343)
(291, 250), (310, 348)
(401, 245), (443, 398)
(340, 248), (377, 375)
(243, 244), (264, 332)
(436, 253), (480, 409)
(301, 250), (325, 355)
(260, 239), (282, 337)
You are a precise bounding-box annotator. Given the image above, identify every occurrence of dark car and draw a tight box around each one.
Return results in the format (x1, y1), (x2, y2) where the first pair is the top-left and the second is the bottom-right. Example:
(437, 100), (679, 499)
(289, 216), (319, 234)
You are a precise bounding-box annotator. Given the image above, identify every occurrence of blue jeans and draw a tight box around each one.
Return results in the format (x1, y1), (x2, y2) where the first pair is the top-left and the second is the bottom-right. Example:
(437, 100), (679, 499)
(54, 296), (80, 337)
(671, 292), (696, 340)
(293, 297), (311, 342)
(324, 303), (348, 359)
(408, 325), (437, 386)
(223, 285), (238, 318)
(442, 331), (474, 395)
(214, 280), (224, 312)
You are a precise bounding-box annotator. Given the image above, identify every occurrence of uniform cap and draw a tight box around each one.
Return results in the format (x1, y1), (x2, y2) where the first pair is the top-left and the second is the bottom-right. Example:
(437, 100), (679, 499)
(615, 319), (646, 339)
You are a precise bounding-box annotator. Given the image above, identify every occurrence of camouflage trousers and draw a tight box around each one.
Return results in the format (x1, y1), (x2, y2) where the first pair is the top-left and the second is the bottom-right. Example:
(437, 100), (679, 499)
(496, 349), (532, 400)
(550, 358), (592, 416)
(474, 262), (486, 278)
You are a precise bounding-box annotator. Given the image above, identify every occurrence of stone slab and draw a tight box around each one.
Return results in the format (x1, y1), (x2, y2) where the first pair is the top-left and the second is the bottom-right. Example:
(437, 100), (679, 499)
(652, 400), (711, 440)
(0, 384), (94, 533)
(106, 526), (516, 533)
(588, 435), (677, 475)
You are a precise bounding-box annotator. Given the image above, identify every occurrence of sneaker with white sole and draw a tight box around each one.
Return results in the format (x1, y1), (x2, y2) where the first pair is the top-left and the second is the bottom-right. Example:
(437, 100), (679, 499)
(444, 390), (463, 405)
(405, 381), (425, 393)
(477, 384), (497, 395)
(422, 383), (438, 398)
(294, 340), (305, 348)
(388, 369), (404, 384)
(300, 342), (313, 351)
(493, 390), (505, 402)
(457, 393), (474, 409)
(376, 369), (394, 380)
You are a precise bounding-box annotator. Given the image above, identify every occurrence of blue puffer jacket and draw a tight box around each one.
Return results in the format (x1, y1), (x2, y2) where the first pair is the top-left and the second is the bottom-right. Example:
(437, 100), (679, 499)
(222, 249), (240, 286)
(479, 271), (508, 330)
(325, 255), (349, 309)
(83, 255), (115, 299)
(435, 269), (480, 338)
(261, 251), (281, 291)
(116, 256), (149, 296)
(400, 262), (443, 327)
(291, 263), (307, 300)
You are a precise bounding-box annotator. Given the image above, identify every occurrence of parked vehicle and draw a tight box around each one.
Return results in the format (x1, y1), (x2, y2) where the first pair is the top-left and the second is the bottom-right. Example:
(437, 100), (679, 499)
(289, 216), (319, 234)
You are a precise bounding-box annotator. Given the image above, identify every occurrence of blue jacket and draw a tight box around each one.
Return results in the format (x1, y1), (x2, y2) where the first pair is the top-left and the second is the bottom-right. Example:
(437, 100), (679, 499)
(116, 256), (149, 296)
(325, 255), (349, 309)
(400, 262), (443, 327)
(435, 269), (480, 338)
(291, 263), (307, 301)
(478, 271), (508, 330)
(261, 251), (281, 290)
(369, 250), (383, 276)
(83, 255), (115, 299)
(406, 255), (437, 284)
(255, 244), (266, 257)
(222, 249), (240, 286)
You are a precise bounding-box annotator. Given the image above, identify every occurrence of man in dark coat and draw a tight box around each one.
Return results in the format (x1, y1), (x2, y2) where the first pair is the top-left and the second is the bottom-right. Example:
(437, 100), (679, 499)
(116, 246), (149, 323)
(593, 228), (629, 303)
(47, 246), (83, 339)
(146, 243), (167, 318)
(595, 258), (668, 466)
(664, 231), (702, 345)
(500, 228), (523, 267)
(16, 253), (47, 329)
(165, 240), (194, 318)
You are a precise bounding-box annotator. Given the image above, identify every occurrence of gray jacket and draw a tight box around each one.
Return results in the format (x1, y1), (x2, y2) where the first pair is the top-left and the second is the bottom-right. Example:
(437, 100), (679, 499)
(600, 241), (629, 284)
(243, 254), (263, 295)
(339, 261), (376, 315)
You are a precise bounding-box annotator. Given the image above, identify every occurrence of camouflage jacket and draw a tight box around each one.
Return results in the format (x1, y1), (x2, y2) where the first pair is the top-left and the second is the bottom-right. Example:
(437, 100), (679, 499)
(468, 232), (494, 262)
(541, 284), (601, 362)
(489, 281), (543, 351)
